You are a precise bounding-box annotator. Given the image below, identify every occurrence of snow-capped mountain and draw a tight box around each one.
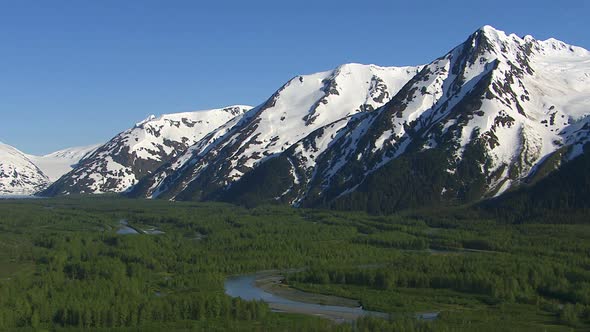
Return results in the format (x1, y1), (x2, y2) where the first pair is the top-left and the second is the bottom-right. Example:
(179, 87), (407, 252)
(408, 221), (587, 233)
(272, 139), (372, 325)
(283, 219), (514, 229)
(27, 144), (101, 182)
(128, 26), (590, 212)
(0, 143), (100, 195)
(128, 63), (422, 200)
(0, 142), (49, 195)
(33, 26), (590, 213)
(296, 25), (590, 210)
(40, 105), (251, 195)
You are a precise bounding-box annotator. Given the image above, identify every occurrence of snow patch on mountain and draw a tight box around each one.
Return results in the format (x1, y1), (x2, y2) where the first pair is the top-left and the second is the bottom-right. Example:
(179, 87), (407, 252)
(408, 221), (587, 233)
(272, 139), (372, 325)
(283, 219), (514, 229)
(132, 63), (422, 199)
(26, 144), (101, 182)
(297, 26), (590, 205)
(41, 105), (251, 195)
(0, 142), (49, 195)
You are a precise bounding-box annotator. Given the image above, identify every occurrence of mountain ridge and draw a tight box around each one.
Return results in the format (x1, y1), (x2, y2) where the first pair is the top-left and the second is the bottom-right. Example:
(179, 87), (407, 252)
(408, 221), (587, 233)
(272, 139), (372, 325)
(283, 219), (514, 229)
(0, 142), (102, 196)
(128, 63), (423, 201)
(40, 105), (252, 196)
(139, 25), (589, 212)
(12, 25), (589, 214)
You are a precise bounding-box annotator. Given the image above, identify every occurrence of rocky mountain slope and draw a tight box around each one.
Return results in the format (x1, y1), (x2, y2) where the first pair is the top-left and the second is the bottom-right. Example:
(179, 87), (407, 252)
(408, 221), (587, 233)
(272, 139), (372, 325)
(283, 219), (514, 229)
(127, 26), (590, 213)
(40, 105), (251, 195)
(480, 143), (590, 223)
(31, 26), (590, 214)
(294, 25), (590, 212)
(0, 142), (49, 195)
(0, 143), (100, 195)
(127, 64), (422, 200)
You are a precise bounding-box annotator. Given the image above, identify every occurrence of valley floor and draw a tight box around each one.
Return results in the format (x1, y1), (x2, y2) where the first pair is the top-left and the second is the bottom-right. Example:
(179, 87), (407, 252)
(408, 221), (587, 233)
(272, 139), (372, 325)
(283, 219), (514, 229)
(0, 196), (588, 331)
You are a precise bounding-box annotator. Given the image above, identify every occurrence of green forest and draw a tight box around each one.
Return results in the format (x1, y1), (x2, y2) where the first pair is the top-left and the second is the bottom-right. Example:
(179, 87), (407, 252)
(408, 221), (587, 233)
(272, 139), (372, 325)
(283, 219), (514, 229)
(0, 196), (589, 331)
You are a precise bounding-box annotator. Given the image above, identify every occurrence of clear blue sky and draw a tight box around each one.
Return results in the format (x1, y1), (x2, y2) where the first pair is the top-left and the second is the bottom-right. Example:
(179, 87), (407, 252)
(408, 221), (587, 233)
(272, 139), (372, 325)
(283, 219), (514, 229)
(1, 0), (588, 154)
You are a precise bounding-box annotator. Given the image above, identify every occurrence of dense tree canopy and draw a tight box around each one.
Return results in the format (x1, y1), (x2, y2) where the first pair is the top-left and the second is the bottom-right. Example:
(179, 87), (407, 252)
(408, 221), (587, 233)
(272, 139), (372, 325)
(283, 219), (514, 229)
(0, 197), (588, 330)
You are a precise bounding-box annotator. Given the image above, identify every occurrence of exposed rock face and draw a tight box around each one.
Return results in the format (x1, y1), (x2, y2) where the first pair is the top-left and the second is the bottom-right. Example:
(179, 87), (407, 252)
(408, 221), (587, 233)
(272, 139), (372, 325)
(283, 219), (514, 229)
(40, 105), (251, 195)
(129, 26), (590, 212)
(128, 64), (421, 200)
(0, 143), (101, 196)
(36, 26), (590, 213)
(0, 142), (49, 195)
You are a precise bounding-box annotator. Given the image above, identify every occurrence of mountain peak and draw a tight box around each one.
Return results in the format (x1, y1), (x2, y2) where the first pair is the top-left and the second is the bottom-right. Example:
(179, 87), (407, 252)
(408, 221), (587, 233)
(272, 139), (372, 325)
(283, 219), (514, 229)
(473, 25), (511, 45)
(135, 114), (157, 127)
(477, 25), (499, 33)
(476, 25), (509, 38)
(472, 25), (588, 57)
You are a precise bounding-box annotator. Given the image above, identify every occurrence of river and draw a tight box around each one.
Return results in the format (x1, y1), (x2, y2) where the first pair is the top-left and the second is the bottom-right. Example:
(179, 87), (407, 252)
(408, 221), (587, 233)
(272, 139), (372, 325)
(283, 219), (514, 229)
(225, 272), (438, 323)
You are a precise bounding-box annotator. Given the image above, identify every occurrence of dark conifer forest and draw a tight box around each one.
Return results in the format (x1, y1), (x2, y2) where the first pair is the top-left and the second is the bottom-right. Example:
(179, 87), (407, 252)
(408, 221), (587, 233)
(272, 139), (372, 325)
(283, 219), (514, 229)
(0, 196), (589, 331)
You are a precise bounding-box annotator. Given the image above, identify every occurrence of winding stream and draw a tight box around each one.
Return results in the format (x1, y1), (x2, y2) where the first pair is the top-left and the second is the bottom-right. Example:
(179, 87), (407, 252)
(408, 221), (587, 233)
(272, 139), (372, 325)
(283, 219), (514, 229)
(225, 273), (438, 323)
(116, 219), (164, 235)
(116, 219), (139, 235)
